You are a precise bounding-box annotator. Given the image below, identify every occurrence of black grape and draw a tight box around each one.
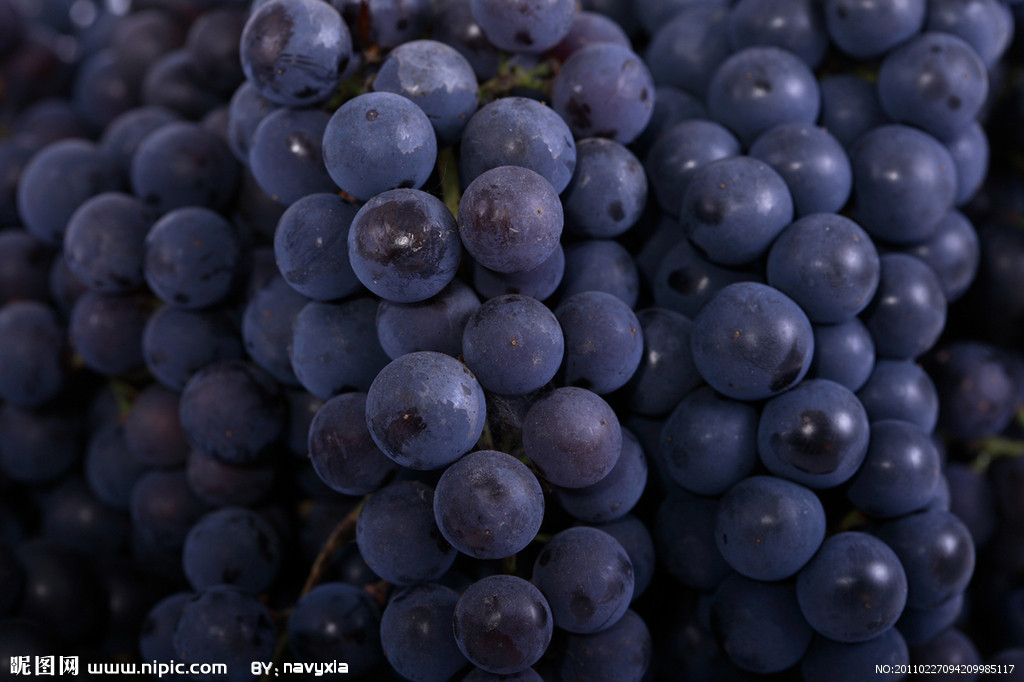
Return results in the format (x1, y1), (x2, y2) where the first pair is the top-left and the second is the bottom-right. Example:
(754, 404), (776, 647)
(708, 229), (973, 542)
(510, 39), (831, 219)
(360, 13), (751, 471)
(182, 506), (281, 593)
(555, 609), (652, 682)
(307, 392), (398, 496)
(380, 583), (468, 682)
(556, 427), (647, 524)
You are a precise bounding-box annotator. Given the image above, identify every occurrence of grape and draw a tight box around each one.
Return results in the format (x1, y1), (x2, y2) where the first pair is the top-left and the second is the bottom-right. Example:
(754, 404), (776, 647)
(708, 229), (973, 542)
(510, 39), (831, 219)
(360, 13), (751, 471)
(141, 50), (224, 122)
(130, 470), (208, 554)
(452, 574), (553, 674)
(63, 192), (154, 294)
(461, 294), (563, 396)
(856, 359), (939, 432)
(877, 510), (975, 610)
(458, 166), (563, 275)
(0, 227), (50, 303)
(84, 423), (147, 511)
(242, 275), (309, 386)
(801, 628), (910, 682)
(653, 488), (732, 591)
(376, 279), (481, 360)
(179, 359), (285, 465)
(459, 96), (577, 194)
(631, 85), (707, 157)
(728, 0), (828, 68)
(226, 82), (278, 165)
(308, 392), (398, 496)
(749, 124), (853, 218)
(549, 10), (631, 62)
(946, 462), (997, 548)
(757, 378), (871, 489)
(796, 531), (908, 643)
(522, 386), (622, 488)
(847, 419), (942, 518)
(239, 0), (352, 106)
(0, 300), (64, 407)
(660, 386), (759, 496)
(824, 0), (926, 59)
(290, 297), (389, 399)
(679, 156), (794, 267)
(433, 450), (544, 560)
(174, 586), (276, 682)
(365, 351), (486, 470)
(16, 540), (108, 645)
(810, 318), (876, 392)
(334, 0), (432, 51)
(818, 73), (888, 150)
(380, 583), (468, 682)
(556, 290), (643, 395)
(357, 481), (456, 585)
(706, 46), (820, 146)
(715, 475), (826, 581)
(710, 574), (814, 674)
(42, 477), (129, 557)
(69, 291), (150, 377)
(877, 32), (988, 142)
(909, 628), (981, 675)
(470, 0), (576, 54)
(182, 507), (281, 593)
(652, 238), (762, 319)
(139, 592), (191, 665)
(644, 118), (740, 216)
(849, 125), (958, 245)
(372, 39), (478, 146)
(432, 0), (502, 81)
(644, 5), (732, 100)
(322, 91), (437, 201)
(143, 306), (244, 392)
(691, 282), (814, 401)
(130, 121), (240, 215)
(472, 243), (565, 302)
(185, 450), (277, 509)
(144, 207), (241, 310)
(552, 43), (654, 144)
(17, 138), (123, 246)
(563, 138), (646, 239)
(928, 341), (1017, 439)
(347, 188), (461, 303)
(624, 308), (700, 417)
(248, 106), (336, 205)
(902, 209), (980, 302)
(0, 403), (83, 484)
(897, 592), (965, 647)
(556, 609), (652, 682)
(862, 253), (947, 360)
(556, 427), (647, 524)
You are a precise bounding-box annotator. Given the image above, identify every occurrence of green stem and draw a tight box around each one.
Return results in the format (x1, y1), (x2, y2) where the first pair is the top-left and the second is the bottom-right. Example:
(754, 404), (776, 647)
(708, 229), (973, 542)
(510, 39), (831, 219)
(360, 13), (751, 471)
(438, 146), (461, 219)
(477, 57), (558, 104)
(300, 495), (369, 596)
(972, 435), (1024, 473)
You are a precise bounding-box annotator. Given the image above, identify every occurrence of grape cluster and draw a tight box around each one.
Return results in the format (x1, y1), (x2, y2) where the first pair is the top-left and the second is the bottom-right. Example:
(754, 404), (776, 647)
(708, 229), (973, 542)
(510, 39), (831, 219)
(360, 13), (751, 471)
(0, 0), (1021, 680)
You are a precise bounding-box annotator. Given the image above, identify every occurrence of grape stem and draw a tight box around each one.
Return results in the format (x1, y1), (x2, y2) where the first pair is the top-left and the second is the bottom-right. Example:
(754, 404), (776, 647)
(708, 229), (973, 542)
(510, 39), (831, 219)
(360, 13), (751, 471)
(300, 494), (370, 596)
(477, 55), (558, 104)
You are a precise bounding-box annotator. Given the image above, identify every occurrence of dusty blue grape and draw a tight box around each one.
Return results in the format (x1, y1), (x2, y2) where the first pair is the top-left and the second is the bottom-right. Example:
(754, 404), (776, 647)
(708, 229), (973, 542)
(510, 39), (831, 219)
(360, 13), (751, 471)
(334, 0), (432, 50)
(84, 423), (146, 511)
(926, 0), (1013, 69)
(273, 192), (361, 301)
(522, 386), (622, 488)
(824, 0), (925, 59)
(242, 275), (309, 386)
(946, 121), (988, 207)
(174, 587), (275, 682)
(644, 5), (732, 100)
(644, 118), (740, 216)
(624, 308), (701, 417)
(897, 592), (965, 646)
(555, 428), (647, 523)
(532, 526), (633, 634)
(472, 243), (565, 302)
(240, 0), (352, 106)
(652, 239), (762, 319)
(818, 73), (888, 150)
(849, 125), (958, 244)
(877, 32), (987, 142)
(810, 318), (876, 392)
(728, 0), (828, 68)
(380, 583), (468, 682)
(710, 574), (814, 674)
(680, 155), (794, 266)
(375, 279), (480, 360)
(69, 291), (149, 376)
(552, 43), (654, 144)
(308, 392), (398, 496)
(459, 96), (576, 194)
(182, 507), (281, 593)
(433, 450), (544, 559)
(290, 297), (389, 399)
(322, 91), (437, 201)
(0, 301), (65, 408)
(749, 123), (852, 217)
(796, 531), (908, 643)
(101, 105), (182, 173)
(691, 282), (814, 401)
(631, 85), (707, 156)
(856, 359), (939, 432)
(373, 39), (478, 146)
(470, 0), (576, 53)
(903, 209), (979, 303)
(653, 488), (732, 591)
(144, 306), (244, 391)
(706, 46), (820, 146)
(452, 575), (553, 675)
(758, 378), (870, 489)
(766, 213), (879, 323)
(365, 351), (486, 470)
(288, 583), (382, 678)
(356, 480), (457, 585)
(63, 192), (154, 294)
(226, 81), (278, 164)
(559, 240), (639, 308)
(847, 419), (942, 519)
(862, 253), (947, 359)
(595, 515), (655, 600)
(249, 106), (336, 205)
(556, 609), (651, 682)
(458, 166), (563, 274)
(563, 138), (646, 238)
(660, 386), (759, 496)
(556, 290), (643, 395)
(461, 294), (563, 396)
(802, 620), (910, 682)
(144, 207), (241, 310)
(348, 188), (460, 304)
